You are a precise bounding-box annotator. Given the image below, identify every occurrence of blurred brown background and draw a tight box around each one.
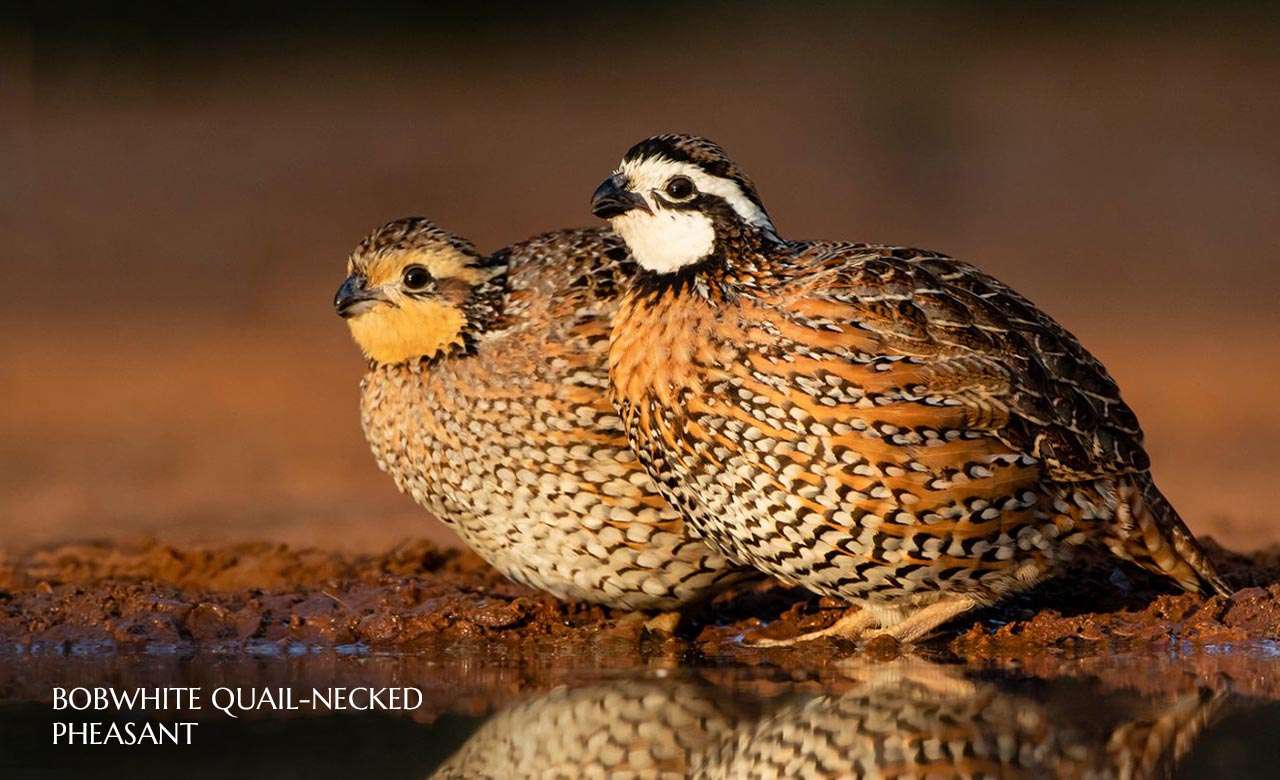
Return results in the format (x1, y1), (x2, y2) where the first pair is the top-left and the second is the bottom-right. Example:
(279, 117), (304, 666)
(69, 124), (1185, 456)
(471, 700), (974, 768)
(2, 3), (1278, 553)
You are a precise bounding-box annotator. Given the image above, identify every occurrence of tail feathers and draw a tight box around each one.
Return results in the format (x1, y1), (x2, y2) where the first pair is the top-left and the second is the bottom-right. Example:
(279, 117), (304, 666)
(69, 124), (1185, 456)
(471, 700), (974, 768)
(1104, 688), (1226, 778)
(1105, 477), (1231, 597)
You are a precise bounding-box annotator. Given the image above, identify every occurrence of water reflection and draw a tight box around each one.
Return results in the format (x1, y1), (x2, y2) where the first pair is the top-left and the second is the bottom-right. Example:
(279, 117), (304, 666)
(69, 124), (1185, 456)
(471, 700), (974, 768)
(431, 679), (738, 778)
(432, 660), (1224, 779)
(3, 649), (1277, 778)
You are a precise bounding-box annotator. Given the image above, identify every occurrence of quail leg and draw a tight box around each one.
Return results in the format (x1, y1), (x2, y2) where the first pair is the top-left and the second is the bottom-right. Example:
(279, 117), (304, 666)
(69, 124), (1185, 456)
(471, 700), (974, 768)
(866, 596), (980, 645)
(747, 607), (878, 647)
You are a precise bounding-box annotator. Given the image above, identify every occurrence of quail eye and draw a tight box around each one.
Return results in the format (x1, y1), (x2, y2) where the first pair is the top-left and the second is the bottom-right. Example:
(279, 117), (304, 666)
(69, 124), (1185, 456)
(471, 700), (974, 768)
(664, 176), (695, 200)
(402, 265), (432, 290)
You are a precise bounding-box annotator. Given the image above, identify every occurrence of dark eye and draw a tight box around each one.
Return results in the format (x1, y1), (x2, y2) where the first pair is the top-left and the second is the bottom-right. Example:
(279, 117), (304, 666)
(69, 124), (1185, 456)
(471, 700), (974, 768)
(402, 265), (432, 290)
(664, 176), (695, 199)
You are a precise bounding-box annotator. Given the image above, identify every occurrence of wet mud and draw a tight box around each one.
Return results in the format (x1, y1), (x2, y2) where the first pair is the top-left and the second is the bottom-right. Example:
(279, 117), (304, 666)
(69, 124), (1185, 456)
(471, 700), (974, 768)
(2, 537), (1279, 663)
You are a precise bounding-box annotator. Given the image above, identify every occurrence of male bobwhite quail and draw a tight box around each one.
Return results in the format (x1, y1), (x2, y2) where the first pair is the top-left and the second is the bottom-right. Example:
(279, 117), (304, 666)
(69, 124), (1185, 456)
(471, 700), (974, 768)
(590, 135), (1229, 643)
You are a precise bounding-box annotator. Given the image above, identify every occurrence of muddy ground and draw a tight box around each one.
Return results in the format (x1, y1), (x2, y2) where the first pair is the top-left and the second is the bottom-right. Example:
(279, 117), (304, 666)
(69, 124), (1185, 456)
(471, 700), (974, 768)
(3, 538), (1278, 674)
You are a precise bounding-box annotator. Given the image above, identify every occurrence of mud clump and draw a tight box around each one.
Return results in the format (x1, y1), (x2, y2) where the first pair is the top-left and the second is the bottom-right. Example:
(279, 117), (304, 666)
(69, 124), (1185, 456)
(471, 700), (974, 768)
(1, 538), (1278, 659)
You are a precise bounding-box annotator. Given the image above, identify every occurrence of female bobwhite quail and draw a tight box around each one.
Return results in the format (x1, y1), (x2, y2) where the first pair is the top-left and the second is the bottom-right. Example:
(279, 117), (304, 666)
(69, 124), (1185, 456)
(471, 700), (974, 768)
(336, 217), (744, 610)
(590, 135), (1229, 643)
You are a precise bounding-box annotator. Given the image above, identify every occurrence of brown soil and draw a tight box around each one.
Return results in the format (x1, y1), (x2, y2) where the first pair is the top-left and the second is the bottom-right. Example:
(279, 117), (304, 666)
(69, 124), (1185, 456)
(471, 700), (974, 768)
(2, 538), (1278, 665)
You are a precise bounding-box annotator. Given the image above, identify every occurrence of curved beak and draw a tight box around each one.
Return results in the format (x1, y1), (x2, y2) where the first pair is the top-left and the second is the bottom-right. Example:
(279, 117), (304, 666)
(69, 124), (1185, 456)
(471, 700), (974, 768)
(334, 275), (387, 319)
(591, 174), (650, 219)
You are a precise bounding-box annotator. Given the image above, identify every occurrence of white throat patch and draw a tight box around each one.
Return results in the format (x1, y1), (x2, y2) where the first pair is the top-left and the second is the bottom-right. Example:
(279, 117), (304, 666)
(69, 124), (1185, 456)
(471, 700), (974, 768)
(612, 209), (715, 275)
(609, 157), (773, 274)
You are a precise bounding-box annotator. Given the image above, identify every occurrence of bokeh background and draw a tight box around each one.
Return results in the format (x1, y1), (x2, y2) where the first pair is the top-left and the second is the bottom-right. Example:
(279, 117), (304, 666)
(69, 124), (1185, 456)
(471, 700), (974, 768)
(3, 3), (1278, 553)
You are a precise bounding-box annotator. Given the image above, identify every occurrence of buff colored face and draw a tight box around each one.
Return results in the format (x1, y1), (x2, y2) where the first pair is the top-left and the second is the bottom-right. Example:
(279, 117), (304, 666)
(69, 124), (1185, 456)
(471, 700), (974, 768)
(335, 245), (485, 365)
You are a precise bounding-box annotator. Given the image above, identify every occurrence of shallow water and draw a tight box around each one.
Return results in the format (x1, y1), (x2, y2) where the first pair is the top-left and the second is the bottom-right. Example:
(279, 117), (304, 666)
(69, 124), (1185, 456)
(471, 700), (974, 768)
(3, 645), (1280, 778)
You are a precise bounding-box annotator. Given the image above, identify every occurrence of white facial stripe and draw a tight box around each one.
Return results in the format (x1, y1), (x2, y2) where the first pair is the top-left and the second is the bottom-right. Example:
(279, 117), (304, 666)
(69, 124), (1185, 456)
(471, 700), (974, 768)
(616, 157), (774, 231)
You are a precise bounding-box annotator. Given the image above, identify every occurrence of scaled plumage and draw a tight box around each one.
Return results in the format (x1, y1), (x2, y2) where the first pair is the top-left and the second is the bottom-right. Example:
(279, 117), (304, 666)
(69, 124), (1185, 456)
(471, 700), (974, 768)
(338, 218), (743, 609)
(594, 134), (1228, 642)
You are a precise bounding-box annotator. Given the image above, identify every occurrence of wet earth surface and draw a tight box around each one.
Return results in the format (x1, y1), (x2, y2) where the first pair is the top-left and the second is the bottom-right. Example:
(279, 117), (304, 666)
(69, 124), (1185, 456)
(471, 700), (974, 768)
(3, 539), (1280, 777)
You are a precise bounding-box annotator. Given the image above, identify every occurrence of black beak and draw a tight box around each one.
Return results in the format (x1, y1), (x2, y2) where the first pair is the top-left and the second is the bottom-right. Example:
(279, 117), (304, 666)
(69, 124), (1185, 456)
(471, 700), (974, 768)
(334, 275), (384, 318)
(591, 174), (650, 219)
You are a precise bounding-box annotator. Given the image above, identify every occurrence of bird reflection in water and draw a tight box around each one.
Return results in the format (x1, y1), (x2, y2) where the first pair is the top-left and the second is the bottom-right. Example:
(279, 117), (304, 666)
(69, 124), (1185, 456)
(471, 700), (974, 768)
(431, 659), (1221, 779)
(430, 678), (738, 778)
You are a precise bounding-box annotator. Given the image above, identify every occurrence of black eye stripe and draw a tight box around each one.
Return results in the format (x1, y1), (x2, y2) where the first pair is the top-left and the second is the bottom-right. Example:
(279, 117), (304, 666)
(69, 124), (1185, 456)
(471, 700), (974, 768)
(653, 189), (724, 212)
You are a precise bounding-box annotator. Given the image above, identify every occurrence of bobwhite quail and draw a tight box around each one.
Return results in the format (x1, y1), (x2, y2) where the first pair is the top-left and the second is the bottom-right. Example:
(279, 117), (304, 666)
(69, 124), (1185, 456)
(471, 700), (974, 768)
(590, 135), (1229, 643)
(336, 217), (744, 610)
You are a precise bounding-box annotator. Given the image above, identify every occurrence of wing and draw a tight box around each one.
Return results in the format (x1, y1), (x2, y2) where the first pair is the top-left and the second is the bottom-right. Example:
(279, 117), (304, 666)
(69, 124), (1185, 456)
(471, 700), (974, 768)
(775, 241), (1148, 482)
(500, 226), (635, 330)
